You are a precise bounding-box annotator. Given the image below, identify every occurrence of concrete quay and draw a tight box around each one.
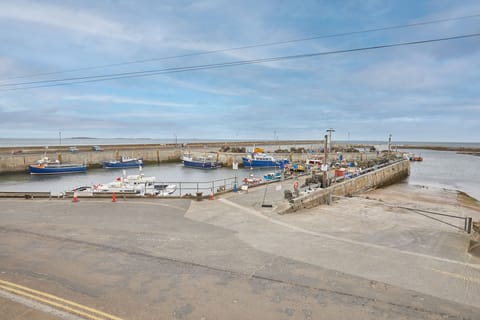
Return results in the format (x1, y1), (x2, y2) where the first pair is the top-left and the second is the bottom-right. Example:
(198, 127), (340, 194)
(0, 178), (480, 319)
(286, 160), (410, 212)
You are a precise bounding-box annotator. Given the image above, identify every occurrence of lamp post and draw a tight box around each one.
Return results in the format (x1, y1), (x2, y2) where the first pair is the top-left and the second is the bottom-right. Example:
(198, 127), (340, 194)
(59, 131), (62, 146)
(388, 134), (392, 159)
(323, 134), (328, 188)
(326, 128), (335, 153)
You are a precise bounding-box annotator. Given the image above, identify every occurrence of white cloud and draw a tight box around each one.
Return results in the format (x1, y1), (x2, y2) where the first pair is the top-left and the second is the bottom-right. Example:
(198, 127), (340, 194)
(0, 1), (141, 42)
(64, 94), (193, 108)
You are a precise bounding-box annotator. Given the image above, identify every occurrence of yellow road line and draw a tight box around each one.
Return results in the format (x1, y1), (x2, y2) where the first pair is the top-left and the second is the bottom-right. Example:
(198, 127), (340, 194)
(427, 267), (480, 284)
(0, 285), (104, 320)
(0, 280), (123, 320)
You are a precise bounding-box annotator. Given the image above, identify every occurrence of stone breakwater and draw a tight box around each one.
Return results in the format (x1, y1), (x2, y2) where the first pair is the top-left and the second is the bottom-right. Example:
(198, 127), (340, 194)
(284, 160), (410, 213)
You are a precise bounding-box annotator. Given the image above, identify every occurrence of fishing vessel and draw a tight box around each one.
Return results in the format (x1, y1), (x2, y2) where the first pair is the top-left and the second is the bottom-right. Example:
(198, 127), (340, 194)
(28, 157), (86, 175)
(409, 155), (424, 161)
(103, 156), (143, 169)
(263, 172), (282, 181)
(242, 152), (289, 168)
(182, 153), (221, 169)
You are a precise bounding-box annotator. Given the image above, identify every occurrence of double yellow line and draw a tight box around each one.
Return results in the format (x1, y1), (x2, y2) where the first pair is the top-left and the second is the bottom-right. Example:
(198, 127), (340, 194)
(0, 279), (123, 320)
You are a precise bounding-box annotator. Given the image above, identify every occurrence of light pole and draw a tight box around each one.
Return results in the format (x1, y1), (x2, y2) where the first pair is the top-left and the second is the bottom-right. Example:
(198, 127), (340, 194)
(388, 134), (392, 159)
(59, 131), (62, 146)
(326, 128), (335, 153)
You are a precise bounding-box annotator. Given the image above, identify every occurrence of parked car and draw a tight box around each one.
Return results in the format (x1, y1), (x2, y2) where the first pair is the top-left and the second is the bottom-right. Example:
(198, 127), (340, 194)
(92, 145), (104, 152)
(69, 146), (79, 153)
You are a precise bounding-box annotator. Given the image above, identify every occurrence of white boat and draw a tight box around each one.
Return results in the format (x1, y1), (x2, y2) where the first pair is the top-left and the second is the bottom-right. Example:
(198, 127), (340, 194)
(306, 155), (323, 166)
(70, 174), (176, 197)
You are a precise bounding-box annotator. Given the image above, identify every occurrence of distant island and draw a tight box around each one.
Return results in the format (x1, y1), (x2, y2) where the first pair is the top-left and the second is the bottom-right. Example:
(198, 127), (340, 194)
(70, 137), (96, 139)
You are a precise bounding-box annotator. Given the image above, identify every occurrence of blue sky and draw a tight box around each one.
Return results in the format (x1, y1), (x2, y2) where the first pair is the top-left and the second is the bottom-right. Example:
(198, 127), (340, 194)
(0, 0), (479, 142)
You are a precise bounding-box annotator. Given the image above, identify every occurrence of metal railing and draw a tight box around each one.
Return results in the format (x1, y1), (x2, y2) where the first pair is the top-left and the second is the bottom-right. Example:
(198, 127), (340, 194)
(155, 176), (239, 197)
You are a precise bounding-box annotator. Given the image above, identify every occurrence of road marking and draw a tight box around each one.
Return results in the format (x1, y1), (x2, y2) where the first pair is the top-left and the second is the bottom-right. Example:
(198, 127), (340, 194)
(0, 279), (123, 320)
(427, 267), (480, 284)
(0, 288), (84, 320)
(219, 198), (480, 270)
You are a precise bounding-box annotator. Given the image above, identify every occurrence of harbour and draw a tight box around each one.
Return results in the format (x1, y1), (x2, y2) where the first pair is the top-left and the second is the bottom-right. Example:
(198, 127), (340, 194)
(2, 2), (480, 318)
(0, 140), (479, 201)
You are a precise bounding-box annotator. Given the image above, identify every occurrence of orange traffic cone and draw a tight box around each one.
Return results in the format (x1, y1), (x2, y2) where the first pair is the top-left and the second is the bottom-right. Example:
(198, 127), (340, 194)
(112, 192), (116, 202)
(72, 192), (79, 202)
(209, 189), (214, 200)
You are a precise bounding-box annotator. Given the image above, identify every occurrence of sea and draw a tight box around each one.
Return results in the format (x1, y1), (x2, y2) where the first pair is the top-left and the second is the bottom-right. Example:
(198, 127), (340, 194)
(0, 139), (479, 200)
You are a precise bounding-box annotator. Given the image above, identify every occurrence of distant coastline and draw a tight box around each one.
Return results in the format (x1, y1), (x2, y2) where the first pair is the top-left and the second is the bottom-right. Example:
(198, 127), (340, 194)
(394, 145), (480, 153)
(0, 138), (479, 150)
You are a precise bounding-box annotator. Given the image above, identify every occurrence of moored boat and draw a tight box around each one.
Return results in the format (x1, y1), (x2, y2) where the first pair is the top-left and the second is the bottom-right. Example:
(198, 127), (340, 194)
(28, 157), (86, 175)
(409, 156), (423, 161)
(263, 172), (282, 181)
(306, 155), (323, 166)
(406, 153), (423, 161)
(182, 153), (221, 169)
(103, 156), (143, 169)
(241, 174), (263, 186)
(69, 174), (176, 196)
(242, 152), (289, 168)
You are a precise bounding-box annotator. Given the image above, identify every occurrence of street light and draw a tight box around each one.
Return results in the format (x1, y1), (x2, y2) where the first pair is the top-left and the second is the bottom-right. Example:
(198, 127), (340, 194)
(388, 134), (392, 158)
(326, 128), (335, 153)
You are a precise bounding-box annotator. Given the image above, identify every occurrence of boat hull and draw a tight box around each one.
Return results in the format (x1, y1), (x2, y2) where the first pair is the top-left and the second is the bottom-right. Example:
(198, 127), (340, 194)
(264, 173), (282, 181)
(102, 159), (143, 168)
(29, 164), (87, 175)
(183, 159), (220, 169)
(242, 157), (289, 168)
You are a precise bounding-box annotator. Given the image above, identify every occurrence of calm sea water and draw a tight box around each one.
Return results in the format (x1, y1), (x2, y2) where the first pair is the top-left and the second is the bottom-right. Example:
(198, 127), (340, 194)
(0, 163), (276, 196)
(407, 150), (480, 200)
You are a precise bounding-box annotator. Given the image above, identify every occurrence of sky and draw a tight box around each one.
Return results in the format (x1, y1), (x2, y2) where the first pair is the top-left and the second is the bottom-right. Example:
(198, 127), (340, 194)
(0, 0), (479, 142)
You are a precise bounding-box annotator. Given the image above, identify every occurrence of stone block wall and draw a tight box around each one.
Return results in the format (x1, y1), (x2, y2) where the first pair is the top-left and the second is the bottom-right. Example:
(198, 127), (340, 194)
(286, 160), (410, 213)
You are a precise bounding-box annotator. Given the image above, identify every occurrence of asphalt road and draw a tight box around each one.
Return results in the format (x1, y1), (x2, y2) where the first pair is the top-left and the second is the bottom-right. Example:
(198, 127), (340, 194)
(0, 188), (479, 319)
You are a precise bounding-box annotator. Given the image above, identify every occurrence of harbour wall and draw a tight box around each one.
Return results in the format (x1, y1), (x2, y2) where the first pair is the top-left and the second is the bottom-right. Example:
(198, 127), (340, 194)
(0, 146), (182, 174)
(0, 141), (382, 174)
(285, 160), (410, 213)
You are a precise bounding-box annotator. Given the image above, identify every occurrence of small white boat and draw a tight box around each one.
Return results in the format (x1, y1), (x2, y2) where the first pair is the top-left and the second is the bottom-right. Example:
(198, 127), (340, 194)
(70, 174), (176, 197)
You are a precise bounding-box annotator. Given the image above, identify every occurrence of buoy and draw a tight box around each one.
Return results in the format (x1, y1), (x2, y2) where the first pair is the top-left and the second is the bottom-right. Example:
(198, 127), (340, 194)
(72, 192), (79, 202)
(112, 192), (116, 202)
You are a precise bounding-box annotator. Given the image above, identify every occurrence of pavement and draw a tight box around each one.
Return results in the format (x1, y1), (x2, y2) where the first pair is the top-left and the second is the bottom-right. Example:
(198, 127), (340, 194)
(0, 181), (479, 319)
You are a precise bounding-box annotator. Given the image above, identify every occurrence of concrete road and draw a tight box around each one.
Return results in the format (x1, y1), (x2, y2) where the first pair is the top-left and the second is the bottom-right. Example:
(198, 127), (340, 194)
(0, 187), (479, 319)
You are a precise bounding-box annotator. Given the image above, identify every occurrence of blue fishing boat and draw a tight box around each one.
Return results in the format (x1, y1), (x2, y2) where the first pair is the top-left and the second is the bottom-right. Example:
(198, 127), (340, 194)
(28, 157), (86, 175)
(182, 153), (221, 169)
(103, 156), (143, 169)
(263, 172), (282, 181)
(242, 152), (289, 168)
